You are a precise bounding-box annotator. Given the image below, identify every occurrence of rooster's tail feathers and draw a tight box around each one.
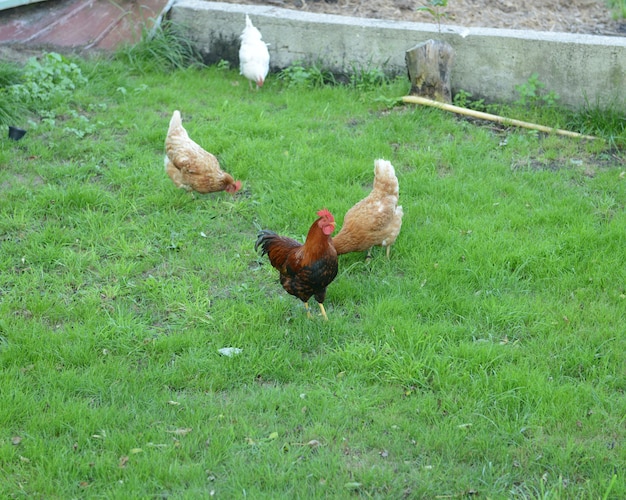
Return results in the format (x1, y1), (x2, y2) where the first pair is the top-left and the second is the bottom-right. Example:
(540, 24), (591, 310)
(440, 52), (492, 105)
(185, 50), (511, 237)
(255, 230), (277, 255)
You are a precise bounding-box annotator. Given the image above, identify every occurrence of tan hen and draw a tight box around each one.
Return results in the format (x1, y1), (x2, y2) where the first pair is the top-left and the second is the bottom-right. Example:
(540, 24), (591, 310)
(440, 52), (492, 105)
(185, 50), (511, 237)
(164, 110), (241, 195)
(333, 159), (403, 258)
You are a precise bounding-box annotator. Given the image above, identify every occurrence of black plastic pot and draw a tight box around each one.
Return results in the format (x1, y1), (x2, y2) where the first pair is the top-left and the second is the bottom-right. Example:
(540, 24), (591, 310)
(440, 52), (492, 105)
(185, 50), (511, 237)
(8, 126), (26, 141)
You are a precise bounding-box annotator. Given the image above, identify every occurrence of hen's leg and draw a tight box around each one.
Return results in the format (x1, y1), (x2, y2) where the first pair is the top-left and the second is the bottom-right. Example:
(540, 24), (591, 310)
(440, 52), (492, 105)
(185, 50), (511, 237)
(386, 245), (391, 259)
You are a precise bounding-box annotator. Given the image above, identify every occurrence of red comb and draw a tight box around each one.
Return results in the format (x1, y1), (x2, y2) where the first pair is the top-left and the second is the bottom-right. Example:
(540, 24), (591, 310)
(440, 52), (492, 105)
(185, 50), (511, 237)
(316, 208), (334, 222)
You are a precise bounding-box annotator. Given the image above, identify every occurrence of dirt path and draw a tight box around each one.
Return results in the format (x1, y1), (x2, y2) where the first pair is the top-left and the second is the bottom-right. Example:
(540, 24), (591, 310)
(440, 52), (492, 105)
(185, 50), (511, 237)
(220, 0), (625, 36)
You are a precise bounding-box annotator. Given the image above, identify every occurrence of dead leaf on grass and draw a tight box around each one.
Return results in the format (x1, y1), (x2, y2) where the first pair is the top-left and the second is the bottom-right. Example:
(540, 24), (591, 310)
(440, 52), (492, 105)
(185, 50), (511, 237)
(11, 436), (22, 446)
(119, 455), (129, 468)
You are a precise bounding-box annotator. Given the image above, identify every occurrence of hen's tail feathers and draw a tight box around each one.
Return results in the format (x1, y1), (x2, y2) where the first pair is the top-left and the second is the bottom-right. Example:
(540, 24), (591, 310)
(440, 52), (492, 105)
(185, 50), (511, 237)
(242, 14), (262, 40)
(169, 110), (182, 130)
(167, 110), (186, 143)
(373, 159), (399, 196)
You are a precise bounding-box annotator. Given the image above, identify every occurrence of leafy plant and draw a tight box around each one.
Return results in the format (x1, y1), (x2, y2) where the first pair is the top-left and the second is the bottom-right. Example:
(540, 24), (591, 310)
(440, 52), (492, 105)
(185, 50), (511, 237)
(453, 89), (503, 113)
(277, 62), (314, 87)
(1, 52), (87, 127)
(278, 60), (394, 91)
(62, 109), (100, 138)
(277, 61), (336, 88)
(515, 73), (560, 107)
(453, 89), (486, 110)
(417, 0), (450, 32)
(216, 59), (231, 71)
(9, 52), (87, 107)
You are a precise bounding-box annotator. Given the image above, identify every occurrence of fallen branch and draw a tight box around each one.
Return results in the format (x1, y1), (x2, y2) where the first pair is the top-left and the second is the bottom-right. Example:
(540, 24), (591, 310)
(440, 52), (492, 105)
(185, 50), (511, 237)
(402, 95), (599, 141)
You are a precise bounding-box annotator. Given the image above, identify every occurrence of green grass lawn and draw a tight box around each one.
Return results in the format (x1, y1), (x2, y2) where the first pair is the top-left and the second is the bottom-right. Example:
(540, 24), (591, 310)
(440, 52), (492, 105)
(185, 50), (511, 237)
(1, 49), (625, 498)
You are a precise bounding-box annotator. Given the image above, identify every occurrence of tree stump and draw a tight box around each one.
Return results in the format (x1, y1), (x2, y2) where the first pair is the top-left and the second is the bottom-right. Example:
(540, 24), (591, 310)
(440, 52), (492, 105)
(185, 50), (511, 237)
(405, 40), (455, 103)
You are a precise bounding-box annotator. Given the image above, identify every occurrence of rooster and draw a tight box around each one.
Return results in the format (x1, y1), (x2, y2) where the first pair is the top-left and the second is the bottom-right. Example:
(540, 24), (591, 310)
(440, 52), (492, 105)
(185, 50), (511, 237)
(255, 209), (338, 320)
(333, 159), (403, 258)
(239, 14), (270, 89)
(164, 110), (242, 195)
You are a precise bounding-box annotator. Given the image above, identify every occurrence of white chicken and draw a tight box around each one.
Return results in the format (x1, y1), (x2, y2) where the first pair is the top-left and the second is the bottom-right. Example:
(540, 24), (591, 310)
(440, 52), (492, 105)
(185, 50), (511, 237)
(239, 14), (270, 89)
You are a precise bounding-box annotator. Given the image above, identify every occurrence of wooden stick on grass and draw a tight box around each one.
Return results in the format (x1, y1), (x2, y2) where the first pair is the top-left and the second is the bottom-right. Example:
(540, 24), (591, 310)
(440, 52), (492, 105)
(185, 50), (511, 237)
(402, 95), (599, 141)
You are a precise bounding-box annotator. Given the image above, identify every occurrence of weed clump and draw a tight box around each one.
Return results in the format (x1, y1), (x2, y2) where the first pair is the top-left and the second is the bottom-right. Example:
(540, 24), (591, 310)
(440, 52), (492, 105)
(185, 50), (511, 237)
(114, 20), (204, 74)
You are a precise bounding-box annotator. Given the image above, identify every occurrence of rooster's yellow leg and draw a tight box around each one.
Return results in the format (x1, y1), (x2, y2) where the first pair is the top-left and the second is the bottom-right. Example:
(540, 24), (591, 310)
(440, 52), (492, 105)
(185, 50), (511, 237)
(318, 303), (329, 321)
(305, 302), (312, 319)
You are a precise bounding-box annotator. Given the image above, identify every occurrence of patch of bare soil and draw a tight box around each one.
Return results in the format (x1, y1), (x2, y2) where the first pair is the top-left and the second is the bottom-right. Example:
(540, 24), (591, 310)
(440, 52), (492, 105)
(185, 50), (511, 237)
(220, 0), (626, 36)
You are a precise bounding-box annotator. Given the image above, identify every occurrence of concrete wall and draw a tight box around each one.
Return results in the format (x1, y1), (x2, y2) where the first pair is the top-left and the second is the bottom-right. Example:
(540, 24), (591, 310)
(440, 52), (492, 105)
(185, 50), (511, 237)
(169, 0), (626, 111)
